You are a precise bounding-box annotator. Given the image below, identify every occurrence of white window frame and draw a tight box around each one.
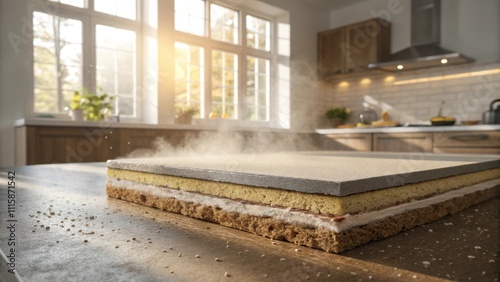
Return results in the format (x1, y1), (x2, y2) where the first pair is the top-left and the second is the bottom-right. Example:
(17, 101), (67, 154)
(28, 0), (143, 122)
(170, 0), (278, 127)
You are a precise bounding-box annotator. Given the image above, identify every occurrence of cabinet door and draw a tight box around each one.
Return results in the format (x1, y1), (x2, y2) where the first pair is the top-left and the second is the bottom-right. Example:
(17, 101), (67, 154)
(317, 27), (345, 78)
(120, 129), (199, 157)
(373, 133), (433, 153)
(322, 134), (372, 151)
(434, 131), (500, 154)
(345, 18), (390, 72)
(34, 127), (119, 164)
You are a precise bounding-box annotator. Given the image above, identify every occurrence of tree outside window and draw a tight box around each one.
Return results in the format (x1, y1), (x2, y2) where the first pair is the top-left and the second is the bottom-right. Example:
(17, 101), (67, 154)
(33, 12), (82, 113)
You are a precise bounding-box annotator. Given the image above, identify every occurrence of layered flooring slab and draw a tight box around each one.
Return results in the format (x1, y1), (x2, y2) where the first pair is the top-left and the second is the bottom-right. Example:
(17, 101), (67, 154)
(106, 151), (500, 253)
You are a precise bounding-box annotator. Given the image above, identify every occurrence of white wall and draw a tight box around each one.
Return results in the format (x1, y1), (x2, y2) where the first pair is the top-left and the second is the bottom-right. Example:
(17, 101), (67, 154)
(0, 0), (32, 167)
(441, 0), (500, 62)
(261, 0), (331, 131)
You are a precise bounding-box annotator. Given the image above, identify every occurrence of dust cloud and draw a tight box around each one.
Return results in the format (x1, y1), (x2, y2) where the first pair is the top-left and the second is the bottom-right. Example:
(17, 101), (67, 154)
(124, 128), (320, 159)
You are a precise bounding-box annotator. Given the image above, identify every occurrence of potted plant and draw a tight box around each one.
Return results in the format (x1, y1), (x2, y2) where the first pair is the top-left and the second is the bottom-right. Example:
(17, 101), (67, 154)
(68, 91), (85, 121)
(70, 88), (115, 121)
(325, 107), (351, 128)
(176, 106), (197, 125)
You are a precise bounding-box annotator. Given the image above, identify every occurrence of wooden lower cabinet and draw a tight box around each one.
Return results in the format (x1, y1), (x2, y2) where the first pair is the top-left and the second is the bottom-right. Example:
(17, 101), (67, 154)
(322, 130), (498, 154)
(433, 131), (500, 154)
(17, 126), (123, 165)
(15, 126), (199, 165)
(373, 133), (433, 153)
(322, 133), (372, 151)
(15, 125), (321, 165)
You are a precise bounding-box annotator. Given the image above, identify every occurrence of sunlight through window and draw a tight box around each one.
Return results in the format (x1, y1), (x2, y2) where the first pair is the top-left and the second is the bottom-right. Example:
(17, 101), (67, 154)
(96, 25), (137, 116)
(210, 4), (239, 44)
(33, 12), (82, 113)
(95, 0), (136, 20)
(49, 0), (84, 8)
(174, 0), (206, 36)
(212, 50), (238, 118)
(246, 56), (270, 121)
(246, 15), (271, 51)
(175, 42), (204, 117)
(172, 0), (279, 123)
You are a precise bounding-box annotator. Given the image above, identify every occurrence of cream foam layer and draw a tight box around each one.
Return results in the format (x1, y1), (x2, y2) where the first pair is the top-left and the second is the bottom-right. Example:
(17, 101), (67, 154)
(107, 178), (500, 233)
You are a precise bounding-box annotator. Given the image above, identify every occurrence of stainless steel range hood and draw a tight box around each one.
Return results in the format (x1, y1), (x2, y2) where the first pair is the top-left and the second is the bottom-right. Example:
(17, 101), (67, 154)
(369, 0), (474, 72)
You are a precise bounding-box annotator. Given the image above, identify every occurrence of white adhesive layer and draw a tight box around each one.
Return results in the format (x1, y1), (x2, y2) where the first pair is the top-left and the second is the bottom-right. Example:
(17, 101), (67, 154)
(107, 178), (500, 233)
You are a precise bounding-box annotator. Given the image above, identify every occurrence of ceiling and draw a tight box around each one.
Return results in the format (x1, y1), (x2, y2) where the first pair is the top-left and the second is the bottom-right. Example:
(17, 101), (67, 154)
(302, 0), (369, 10)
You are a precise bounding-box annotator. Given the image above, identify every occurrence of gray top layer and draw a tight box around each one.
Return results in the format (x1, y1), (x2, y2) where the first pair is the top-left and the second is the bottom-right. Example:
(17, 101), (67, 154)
(107, 151), (500, 196)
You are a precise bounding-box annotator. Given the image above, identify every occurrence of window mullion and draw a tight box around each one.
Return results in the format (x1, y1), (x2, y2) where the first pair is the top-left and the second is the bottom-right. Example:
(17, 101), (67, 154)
(85, 16), (96, 95)
(205, 46), (212, 118)
(238, 11), (246, 120)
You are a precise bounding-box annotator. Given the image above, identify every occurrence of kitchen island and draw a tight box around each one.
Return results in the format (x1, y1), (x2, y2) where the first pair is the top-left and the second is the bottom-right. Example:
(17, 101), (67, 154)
(0, 152), (499, 281)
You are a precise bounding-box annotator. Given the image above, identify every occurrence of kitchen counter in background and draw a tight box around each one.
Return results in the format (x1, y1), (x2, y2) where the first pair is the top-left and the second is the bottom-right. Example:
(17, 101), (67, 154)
(317, 125), (500, 155)
(317, 124), (500, 134)
(15, 117), (298, 132)
(14, 118), (319, 166)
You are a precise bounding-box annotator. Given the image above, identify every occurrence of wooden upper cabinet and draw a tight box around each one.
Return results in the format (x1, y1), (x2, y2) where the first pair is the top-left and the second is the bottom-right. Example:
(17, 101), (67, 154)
(317, 27), (345, 77)
(317, 18), (391, 79)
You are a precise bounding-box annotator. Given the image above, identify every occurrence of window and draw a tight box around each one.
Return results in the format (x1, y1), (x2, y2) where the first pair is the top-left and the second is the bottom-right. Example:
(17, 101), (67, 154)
(48, 0), (85, 8)
(174, 0), (205, 36)
(33, 12), (83, 113)
(212, 50), (238, 118)
(246, 56), (270, 121)
(96, 25), (137, 116)
(94, 0), (137, 20)
(210, 4), (239, 44)
(174, 0), (273, 122)
(174, 42), (204, 117)
(32, 1), (140, 119)
(246, 15), (271, 51)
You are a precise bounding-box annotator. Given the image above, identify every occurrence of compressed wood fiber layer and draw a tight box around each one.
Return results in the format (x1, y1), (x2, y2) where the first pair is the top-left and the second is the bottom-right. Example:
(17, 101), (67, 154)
(106, 184), (498, 253)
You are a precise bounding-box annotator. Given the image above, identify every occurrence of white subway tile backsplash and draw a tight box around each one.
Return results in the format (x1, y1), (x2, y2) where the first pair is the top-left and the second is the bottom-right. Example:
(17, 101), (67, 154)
(322, 62), (500, 124)
(409, 101), (438, 109)
(428, 93), (458, 102)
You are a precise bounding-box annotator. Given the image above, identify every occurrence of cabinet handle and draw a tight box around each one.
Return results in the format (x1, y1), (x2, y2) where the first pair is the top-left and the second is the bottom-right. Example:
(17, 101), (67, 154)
(336, 70), (342, 74)
(347, 68), (354, 72)
(447, 134), (489, 141)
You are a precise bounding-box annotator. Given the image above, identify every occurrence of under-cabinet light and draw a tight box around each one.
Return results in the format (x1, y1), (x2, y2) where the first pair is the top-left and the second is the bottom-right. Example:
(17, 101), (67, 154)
(393, 68), (500, 85)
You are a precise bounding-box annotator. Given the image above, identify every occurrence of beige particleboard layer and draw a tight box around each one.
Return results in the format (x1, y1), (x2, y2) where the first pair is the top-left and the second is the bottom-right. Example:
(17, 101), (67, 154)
(107, 168), (500, 216)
